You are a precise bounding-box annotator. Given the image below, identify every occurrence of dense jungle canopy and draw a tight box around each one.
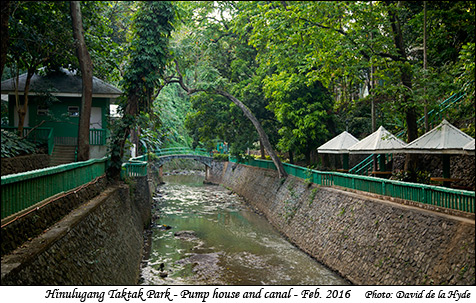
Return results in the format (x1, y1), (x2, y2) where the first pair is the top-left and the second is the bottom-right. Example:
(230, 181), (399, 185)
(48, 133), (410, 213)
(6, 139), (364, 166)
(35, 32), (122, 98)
(1, 1), (475, 176)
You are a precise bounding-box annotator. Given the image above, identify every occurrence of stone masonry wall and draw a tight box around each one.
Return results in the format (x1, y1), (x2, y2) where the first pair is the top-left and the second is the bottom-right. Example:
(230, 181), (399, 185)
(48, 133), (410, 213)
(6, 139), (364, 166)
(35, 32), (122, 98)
(208, 161), (475, 285)
(1, 176), (108, 257)
(1, 178), (152, 285)
(1, 154), (50, 176)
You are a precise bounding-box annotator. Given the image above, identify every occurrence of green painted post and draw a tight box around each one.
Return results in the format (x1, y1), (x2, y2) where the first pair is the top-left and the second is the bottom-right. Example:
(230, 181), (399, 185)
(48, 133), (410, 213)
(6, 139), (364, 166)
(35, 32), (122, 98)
(343, 154), (349, 170)
(442, 154), (450, 178)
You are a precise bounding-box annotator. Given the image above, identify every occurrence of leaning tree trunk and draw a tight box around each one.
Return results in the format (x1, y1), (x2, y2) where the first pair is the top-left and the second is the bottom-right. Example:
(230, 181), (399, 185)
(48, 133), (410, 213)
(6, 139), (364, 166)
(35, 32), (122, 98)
(216, 89), (287, 178)
(71, 1), (93, 161)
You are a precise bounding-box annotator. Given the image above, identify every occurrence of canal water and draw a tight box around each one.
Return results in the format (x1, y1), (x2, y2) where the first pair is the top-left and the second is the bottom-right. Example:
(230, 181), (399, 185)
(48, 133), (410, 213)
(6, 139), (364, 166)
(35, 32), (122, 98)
(140, 172), (348, 285)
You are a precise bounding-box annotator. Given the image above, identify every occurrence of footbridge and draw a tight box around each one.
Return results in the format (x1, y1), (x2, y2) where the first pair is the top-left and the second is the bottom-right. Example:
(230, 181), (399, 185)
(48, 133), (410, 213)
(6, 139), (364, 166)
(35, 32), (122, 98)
(123, 147), (214, 178)
(152, 147), (213, 177)
(153, 147), (212, 166)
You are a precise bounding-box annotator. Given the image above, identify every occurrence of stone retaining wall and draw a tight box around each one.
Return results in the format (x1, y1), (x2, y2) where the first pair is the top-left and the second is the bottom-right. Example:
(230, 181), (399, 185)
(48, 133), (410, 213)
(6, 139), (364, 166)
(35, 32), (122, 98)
(1, 176), (153, 285)
(208, 161), (475, 285)
(1, 176), (108, 257)
(1, 154), (50, 176)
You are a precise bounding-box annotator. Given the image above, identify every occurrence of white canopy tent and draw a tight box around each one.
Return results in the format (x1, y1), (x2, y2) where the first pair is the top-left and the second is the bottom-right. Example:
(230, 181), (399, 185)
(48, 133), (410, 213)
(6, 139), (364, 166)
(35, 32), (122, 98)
(400, 119), (474, 184)
(317, 131), (360, 170)
(347, 126), (406, 175)
(317, 131), (360, 154)
(403, 119), (474, 154)
(348, 126), (406, 154)
(463, 139), (475, 156)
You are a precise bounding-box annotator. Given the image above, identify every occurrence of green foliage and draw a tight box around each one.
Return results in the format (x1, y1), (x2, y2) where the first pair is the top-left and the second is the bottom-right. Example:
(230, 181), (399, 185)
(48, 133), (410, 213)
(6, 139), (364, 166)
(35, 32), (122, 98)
(171, 2), (280, 157)
(213, 153), (229, 162)
(240, 1), (474, 145)
(263, 72), (335, 159)
(121, 1), (175, 111)
(154, 84), (193, 148)
(185, 92), (257, 156)
(8, 1), (75, 72)
(1, 130), (39, 158)
(108, 1), (175, 177)
(6, 1), (121, 80)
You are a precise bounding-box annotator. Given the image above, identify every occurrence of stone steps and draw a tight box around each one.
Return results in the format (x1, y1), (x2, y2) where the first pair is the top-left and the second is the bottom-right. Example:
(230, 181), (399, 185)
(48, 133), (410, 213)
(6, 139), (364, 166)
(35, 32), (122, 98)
(50, 145), (76, 166)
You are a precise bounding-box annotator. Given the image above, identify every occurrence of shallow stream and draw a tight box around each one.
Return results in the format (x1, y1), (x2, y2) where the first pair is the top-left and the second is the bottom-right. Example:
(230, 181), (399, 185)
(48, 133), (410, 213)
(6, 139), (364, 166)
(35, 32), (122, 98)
(140, 173), (348, 285)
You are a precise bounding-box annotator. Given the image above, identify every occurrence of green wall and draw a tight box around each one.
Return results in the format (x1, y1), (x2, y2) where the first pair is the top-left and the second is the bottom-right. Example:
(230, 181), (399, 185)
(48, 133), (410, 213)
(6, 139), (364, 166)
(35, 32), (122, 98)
(8, 95), (110, 139)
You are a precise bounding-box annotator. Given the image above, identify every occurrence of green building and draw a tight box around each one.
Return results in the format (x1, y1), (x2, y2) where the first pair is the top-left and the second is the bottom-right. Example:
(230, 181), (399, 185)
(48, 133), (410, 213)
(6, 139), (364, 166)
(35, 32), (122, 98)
(1, 68), (122, 164)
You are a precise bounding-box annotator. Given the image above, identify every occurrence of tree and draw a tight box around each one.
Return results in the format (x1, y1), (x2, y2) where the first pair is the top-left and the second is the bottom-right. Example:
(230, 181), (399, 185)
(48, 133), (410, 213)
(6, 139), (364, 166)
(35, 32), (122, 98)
(164, 58), (288, 178)
(263, 73), (335, 164)
(7, 1), (75, 136)
(6, 1), (117, 138)
(0, 1), (9, 78)
(70, 1), (93, 161)
(107, 1), (175, 180)
(241, 1), (474, 175)
(157, 1), (288, 177)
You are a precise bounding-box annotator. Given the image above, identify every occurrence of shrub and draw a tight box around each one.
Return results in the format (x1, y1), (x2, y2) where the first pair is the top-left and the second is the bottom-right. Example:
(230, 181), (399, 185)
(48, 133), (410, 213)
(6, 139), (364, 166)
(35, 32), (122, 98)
(213, 153), (229, 161)
(1, 130), (39, 158)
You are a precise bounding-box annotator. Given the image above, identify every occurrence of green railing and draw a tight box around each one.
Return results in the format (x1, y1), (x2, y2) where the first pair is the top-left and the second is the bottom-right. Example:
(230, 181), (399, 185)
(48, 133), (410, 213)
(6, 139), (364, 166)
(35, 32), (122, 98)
(121, 153), (148, 179)
(1, 157), (107, 220)
(2, 127), (107, 155)
(2, 126), (55, 155)
(121, 147), (211, 179)
(231, 157), (475, 214)
(89, 128), (107, 146)
(121, 161), (147, 178)
(154, 147), (209, 157)
(349, 153), (392, 176)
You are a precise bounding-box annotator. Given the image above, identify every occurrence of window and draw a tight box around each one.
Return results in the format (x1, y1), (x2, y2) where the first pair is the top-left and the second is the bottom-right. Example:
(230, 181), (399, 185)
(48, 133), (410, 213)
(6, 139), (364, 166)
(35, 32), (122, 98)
(37, 105), (49, 116)
(68, 106), (79, 117)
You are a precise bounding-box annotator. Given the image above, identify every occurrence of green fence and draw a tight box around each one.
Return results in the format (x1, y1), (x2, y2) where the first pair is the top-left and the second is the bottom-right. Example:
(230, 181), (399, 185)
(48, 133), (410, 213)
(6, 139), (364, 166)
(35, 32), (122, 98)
(1, 157), (107, 220)
(2, 126), (55, 155)
(89, 128), (107, 146)
(121, 154), (148, 179)
(154, 147), (209, 157)
(231, 157), (475, 214)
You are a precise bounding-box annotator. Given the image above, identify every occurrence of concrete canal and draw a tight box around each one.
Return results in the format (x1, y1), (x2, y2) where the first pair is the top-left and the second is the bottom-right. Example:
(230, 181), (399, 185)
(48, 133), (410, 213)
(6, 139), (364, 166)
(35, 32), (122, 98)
(140, 172), (348, 285)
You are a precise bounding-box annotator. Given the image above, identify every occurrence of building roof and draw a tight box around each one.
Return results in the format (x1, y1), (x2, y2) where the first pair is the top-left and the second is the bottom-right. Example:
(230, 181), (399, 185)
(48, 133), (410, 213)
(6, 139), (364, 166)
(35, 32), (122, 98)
(1, 68), (122, 98)
(403, 119), (474, 155)
(463, 139), (475, 156)
(348, 126), (406, 154)
(317, 131), (360, 154)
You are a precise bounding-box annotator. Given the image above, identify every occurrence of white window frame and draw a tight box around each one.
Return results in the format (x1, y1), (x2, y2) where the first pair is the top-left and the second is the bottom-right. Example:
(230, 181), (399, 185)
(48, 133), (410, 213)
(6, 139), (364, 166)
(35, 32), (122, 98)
(68, 106), (80, 117)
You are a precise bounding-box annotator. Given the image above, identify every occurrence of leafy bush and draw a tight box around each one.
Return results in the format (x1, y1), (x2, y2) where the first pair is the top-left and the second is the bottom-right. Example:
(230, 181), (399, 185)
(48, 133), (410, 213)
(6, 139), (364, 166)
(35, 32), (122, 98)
(213, 153), (229, 161)
(1, 130), (39, 158)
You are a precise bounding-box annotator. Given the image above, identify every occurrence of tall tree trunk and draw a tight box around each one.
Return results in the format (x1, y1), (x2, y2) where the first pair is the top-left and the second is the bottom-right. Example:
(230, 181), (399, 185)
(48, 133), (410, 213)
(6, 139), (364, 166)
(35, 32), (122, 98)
(216, 89), (287, 178)
(71, 1), (93, 161)
(259, 139), (265, 159)
(16, 68), (35, 137)
(107, 93), (139, 181)
(386, 1), (419, 175)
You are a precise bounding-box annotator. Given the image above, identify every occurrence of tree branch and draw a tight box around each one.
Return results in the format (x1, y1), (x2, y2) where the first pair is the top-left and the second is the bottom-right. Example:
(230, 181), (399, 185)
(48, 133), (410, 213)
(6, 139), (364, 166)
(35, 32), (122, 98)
(164, 59), (288, 178)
